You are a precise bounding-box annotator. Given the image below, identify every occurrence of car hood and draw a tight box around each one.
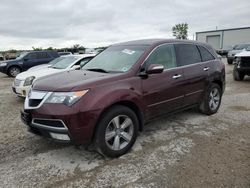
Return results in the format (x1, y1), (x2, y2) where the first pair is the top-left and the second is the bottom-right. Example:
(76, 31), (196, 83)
(16, 67), (65, 81)
(235, 51), (250, 57)
(32, 70), (119, 92)
(228, 49), (243, 55)
(27, 64), (50, 71)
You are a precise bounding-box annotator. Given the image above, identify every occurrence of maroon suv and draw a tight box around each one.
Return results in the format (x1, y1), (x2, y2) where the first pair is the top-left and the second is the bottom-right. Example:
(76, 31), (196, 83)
(21, 39), (225, 157)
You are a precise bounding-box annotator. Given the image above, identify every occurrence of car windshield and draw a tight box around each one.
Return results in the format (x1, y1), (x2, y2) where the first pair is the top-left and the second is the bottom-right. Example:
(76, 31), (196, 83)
(83, 45), (148, 73)
(51, 56), (81, 69)
(48, 57), (64, 65)
(16, 52), (28, 60)
(234, 44), (250, 50)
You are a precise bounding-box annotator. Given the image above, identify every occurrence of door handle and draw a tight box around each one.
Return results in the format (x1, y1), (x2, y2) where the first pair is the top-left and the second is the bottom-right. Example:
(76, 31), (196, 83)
(203, 67), (210, 71)
(172, 74), (182, 79)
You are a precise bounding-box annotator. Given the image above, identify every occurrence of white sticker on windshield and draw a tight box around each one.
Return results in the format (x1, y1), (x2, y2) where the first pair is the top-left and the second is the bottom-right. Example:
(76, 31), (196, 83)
(122, 49), (135, 55)
(122, 67), (128, 72)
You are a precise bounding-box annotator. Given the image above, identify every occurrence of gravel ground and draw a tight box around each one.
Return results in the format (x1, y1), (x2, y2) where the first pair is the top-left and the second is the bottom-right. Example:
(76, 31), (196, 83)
(0, 59), (249, 188)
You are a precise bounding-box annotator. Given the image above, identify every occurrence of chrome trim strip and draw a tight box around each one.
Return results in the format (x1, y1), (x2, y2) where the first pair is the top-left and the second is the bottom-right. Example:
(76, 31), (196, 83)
(24, 90), (52, 110)
(32, 118), (68, 131)
(140, 42), (216, 72)
(148, 95), (184, 107)
(185, 90), (204, 97)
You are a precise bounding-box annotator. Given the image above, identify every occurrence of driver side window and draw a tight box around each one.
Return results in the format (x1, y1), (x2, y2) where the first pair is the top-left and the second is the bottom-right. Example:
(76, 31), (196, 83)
(146, 44), (177, 69)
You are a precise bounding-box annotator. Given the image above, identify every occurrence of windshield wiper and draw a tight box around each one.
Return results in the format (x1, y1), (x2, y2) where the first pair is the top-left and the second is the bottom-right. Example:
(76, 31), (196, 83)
(86, 68), (109, 73)
(51, 66), (62, 69)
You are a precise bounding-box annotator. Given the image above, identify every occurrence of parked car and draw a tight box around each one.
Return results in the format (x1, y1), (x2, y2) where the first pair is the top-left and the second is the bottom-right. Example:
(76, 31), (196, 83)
(0, 54), (5, 61)
(216, 45), (234, 56)
(0, 50), (59, 77)
(21, 39), (225, 158)
(233, 47), (250, 81)
(227, 44), (250, 64)
(58, 52), (73, 56)
(13, 54), (95, 97)
(26, 57), (63, 72)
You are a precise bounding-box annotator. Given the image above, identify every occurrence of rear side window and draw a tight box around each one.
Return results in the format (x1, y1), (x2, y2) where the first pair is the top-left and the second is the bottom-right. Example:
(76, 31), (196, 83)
(175, 44), (201, 66)
(26, 53), (37, 60)
(37, 52), (50, 59)
(198, 45), (215, 62)
(146, 44), (177, 69)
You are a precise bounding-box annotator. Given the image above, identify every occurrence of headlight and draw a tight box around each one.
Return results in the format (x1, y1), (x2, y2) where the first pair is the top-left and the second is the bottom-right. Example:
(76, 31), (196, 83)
(24, 76), (35, 86)
(0, 62), (7, 67)
(45, 90), (89, 106)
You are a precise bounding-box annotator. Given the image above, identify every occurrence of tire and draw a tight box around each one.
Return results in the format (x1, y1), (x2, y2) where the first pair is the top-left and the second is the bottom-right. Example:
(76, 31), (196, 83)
(227, 59), (233, 65)
(94, 105), (139, 158)
(8, 66), (21, 77)
(233, 65), (244, 81)
(199, 83), (222, 115)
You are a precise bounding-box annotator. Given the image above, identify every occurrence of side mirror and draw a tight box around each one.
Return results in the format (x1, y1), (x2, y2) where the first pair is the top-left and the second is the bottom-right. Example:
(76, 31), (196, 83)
(23, 58), (29, 61)
(146, 64), (164, 74)
(72, 65), (81, 70)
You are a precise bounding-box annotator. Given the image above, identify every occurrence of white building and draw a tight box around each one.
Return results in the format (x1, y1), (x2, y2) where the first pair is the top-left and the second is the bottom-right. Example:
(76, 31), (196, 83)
(196, 27), (250, 49)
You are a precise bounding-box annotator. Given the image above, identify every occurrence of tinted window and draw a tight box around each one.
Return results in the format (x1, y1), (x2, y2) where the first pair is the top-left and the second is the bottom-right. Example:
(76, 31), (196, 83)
(26, 53), (37, 60)
(37, 52), (50, 59)
(175, 44), (201, 66)
(146, 44), (176, 69)
(198, 46), (215, 61)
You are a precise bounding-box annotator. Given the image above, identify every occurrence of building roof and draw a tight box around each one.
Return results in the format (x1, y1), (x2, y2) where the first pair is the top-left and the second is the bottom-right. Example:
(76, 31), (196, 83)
(196, 26), (250, 34)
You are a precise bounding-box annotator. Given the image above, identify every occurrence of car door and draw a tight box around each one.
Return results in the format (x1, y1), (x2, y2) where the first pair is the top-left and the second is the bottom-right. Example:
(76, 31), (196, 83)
(36, 52), (52, 65)
(22, 52), (39, 70)
(142, 44), (185, 119)
(174, 43), (208, 106)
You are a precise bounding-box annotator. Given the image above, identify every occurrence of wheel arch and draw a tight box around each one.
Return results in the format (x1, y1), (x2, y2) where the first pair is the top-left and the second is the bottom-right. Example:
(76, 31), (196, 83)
(7, 64), (22, 75)
(91, 100), (144, 141)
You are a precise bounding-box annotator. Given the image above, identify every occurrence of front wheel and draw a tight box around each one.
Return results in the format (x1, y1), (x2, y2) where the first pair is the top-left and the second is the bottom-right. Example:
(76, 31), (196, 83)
(8, 66), (21, 77)
(94, 105), (139, 158)
(233, 65), (244, 81)
(199, 83), (222, 115)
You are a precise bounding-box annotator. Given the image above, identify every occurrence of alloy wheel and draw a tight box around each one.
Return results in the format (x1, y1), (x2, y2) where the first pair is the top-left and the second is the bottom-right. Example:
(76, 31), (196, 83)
(10, 67), (20, 77)
(105, 115), (134, 151)
(209, 88), (220, 111)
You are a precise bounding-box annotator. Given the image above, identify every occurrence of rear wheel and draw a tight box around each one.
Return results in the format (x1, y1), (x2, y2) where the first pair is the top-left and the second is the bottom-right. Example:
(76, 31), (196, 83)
(8, 66), (21, 77)
(94, 105), (139, 158)
(199, 83), (222, 115)
(233, 65), (244, 81)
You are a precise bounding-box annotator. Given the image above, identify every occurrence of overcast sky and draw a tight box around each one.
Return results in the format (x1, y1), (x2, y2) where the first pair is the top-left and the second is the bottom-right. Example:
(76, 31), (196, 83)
(0, 0), (250, 50)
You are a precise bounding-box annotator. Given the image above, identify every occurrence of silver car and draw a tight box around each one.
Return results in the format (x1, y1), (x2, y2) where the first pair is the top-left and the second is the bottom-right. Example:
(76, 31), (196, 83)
(227, 44), (250, 64)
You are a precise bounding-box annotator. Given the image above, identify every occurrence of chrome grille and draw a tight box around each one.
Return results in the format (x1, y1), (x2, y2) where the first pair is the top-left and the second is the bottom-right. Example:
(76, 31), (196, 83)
(24, 90), (51, 109)
(14, 79), (22, 86)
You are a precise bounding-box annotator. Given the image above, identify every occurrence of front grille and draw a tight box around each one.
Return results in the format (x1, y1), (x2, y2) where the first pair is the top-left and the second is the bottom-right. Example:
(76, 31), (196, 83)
(14, 79), (22, 86)
(29, 99), (43, 107)
(33, 119), (65, 128)
(240, 57), (250, 68)
(25, 90), (48, 109)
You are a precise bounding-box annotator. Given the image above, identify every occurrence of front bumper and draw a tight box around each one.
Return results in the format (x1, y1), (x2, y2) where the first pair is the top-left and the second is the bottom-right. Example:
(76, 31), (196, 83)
(0, 65), (7, 74)
(21, 110), (71, 142)
(12, 83), (30, 97)
(21, 103), (101, 144)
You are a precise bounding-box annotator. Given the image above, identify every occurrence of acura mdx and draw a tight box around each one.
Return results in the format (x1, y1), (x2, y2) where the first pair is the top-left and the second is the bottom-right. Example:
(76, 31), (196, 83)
(21, 39), (225, 157)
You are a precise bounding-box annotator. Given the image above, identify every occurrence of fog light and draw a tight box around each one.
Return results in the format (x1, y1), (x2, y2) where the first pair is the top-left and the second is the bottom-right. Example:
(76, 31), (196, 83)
(50, 132), (70, 141)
